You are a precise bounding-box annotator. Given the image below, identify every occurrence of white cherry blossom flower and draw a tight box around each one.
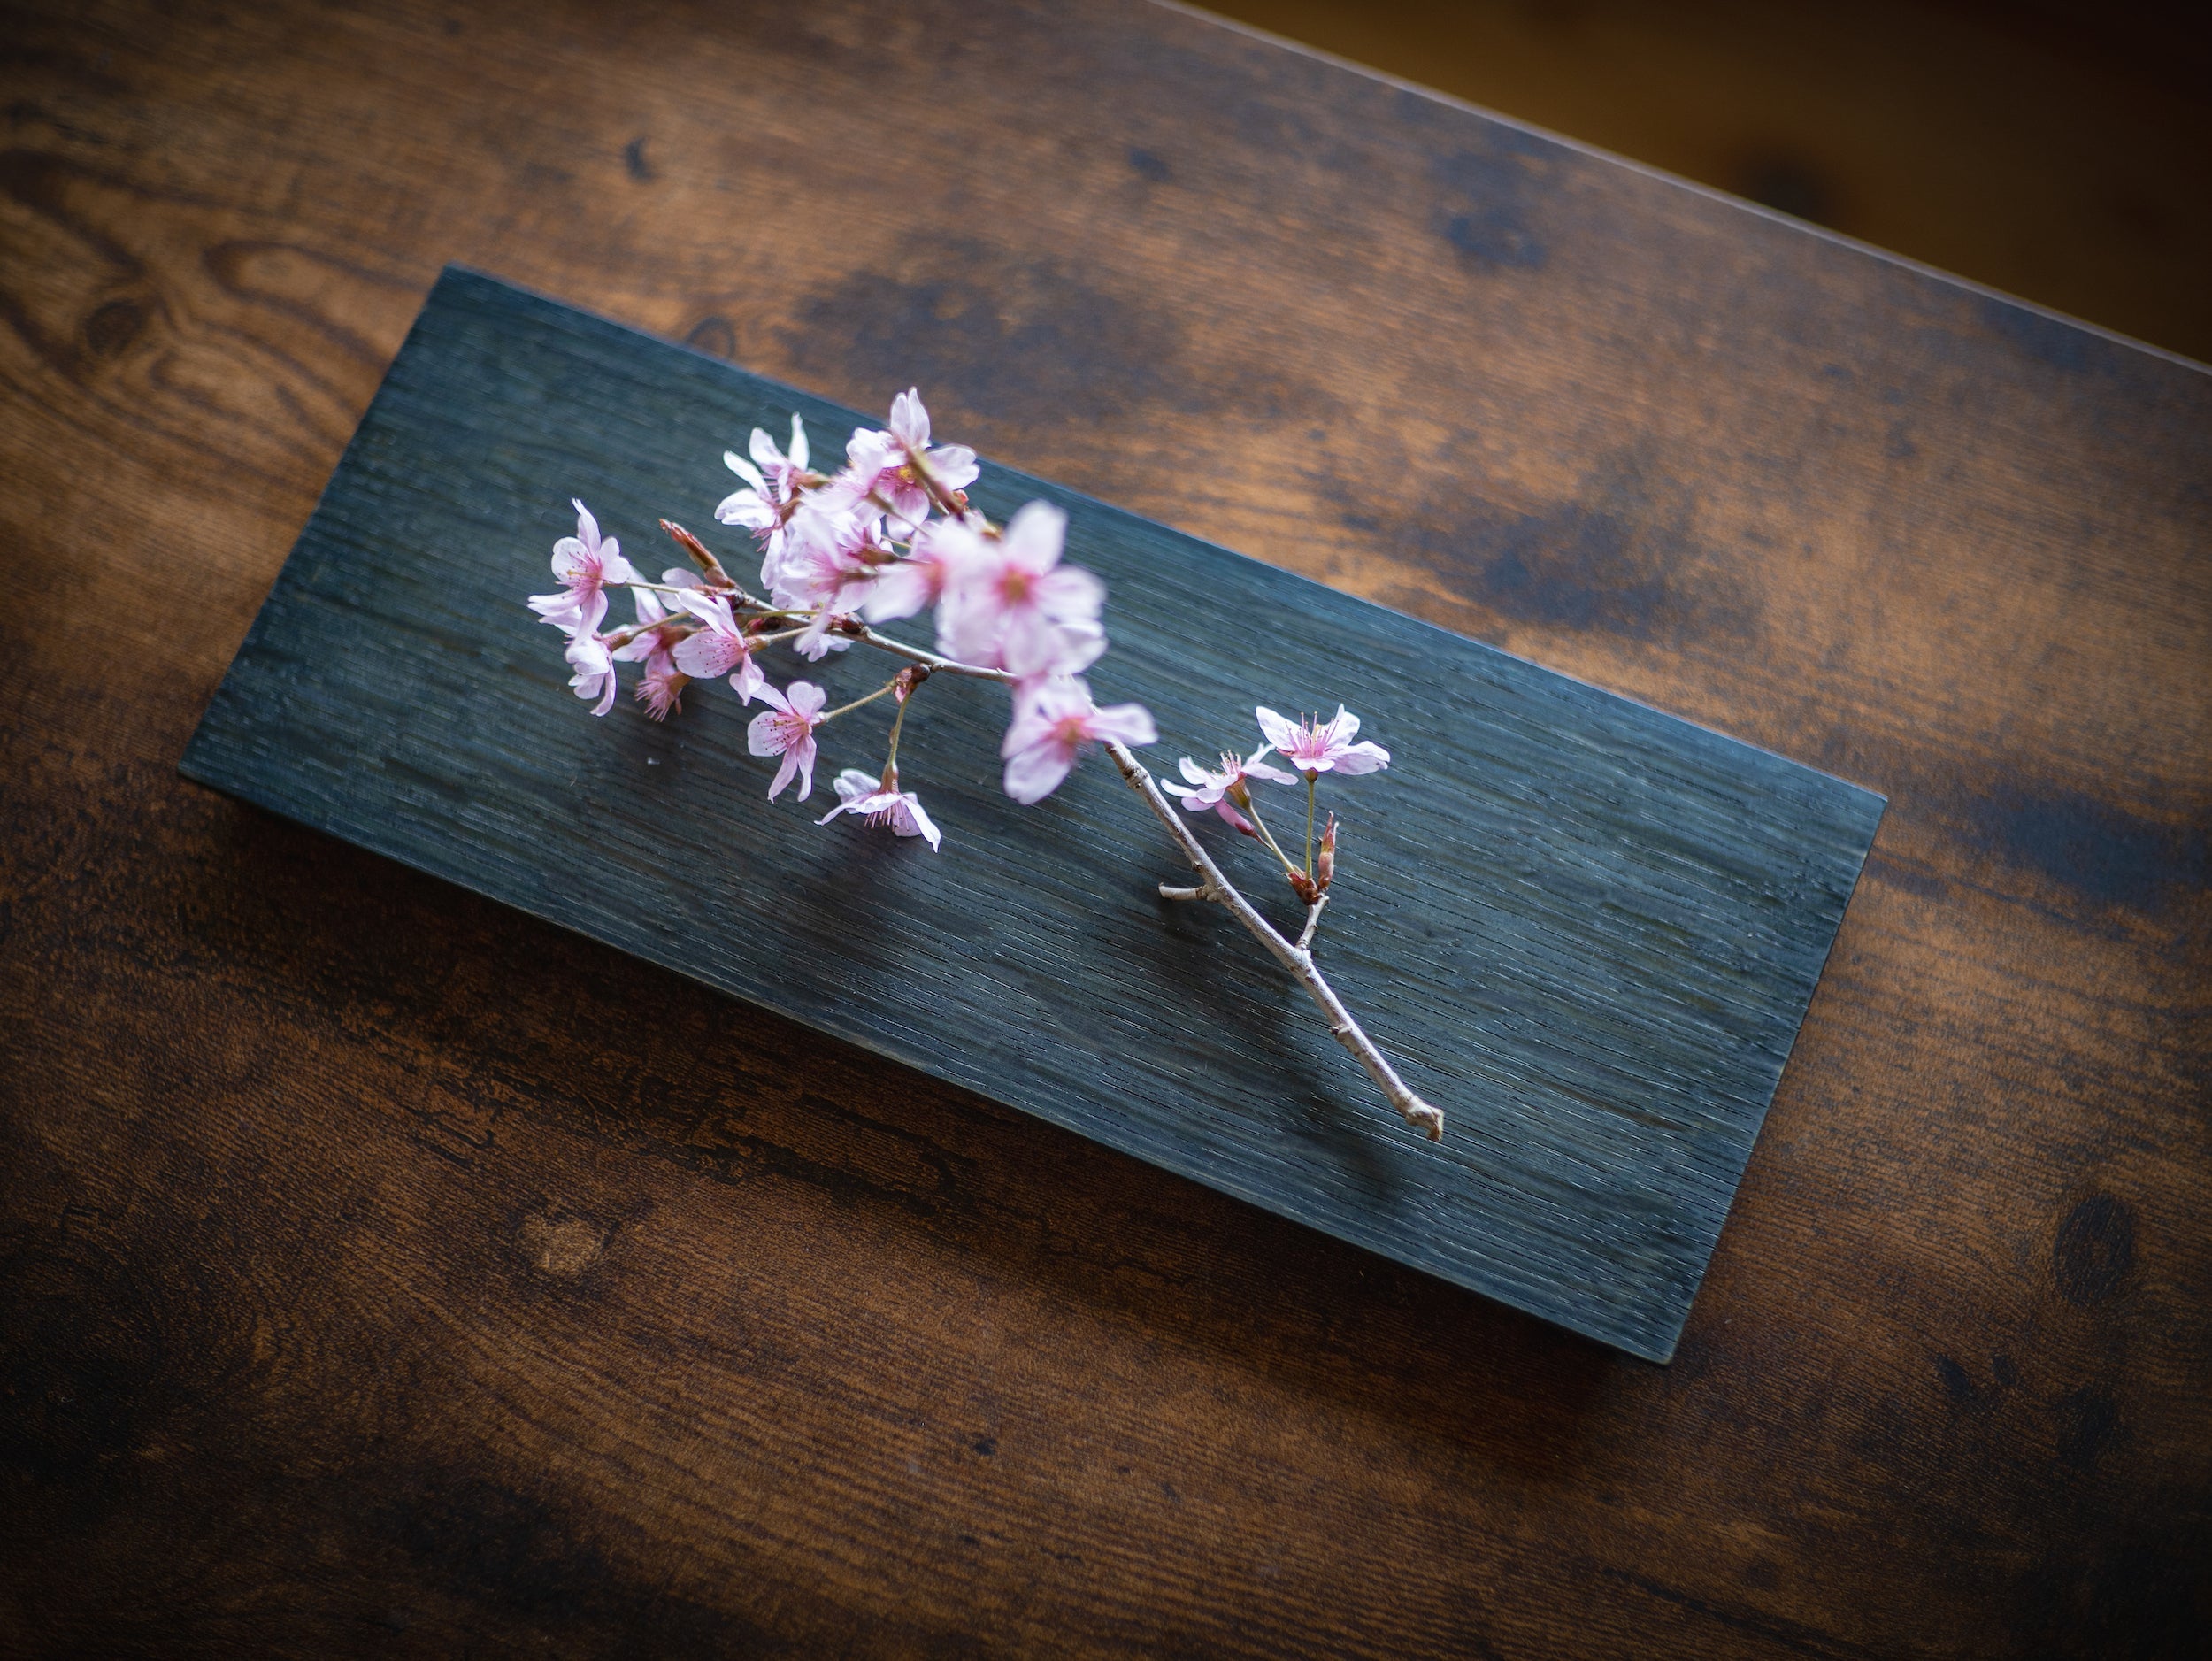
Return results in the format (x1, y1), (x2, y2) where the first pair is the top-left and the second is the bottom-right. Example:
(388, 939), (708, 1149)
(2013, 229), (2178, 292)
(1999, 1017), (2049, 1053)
(1161, 745), (1297, 834)
(817, 388), (978, 525)
(669, 590), (766, 704)
(716, 414), (811, 558)
(608, 586), (691, 719)
(564, 629), (618, 717)
(529, 499), (638, 634)
(747, 680), (827, 801)
(1256, 705), (1390, 778)
(816, 768), (941, 850)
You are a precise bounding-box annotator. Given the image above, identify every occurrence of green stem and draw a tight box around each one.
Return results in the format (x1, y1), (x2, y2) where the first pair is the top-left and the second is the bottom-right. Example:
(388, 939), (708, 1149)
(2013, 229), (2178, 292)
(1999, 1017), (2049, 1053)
(1241, 795), (1305, 882)
(881, 684), (915, 780)
(1304, 774), (1316, 879)
(820, 678), (903, 723)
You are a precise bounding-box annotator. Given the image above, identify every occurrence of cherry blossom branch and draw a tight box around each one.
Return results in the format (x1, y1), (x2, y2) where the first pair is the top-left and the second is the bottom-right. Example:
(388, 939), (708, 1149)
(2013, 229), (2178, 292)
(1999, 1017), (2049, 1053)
(753, 612), (1441, 1141)
(848, 625), (1017, 682)
(529, 390), (1445, 1142)
(1103, 740), (1444, 1142)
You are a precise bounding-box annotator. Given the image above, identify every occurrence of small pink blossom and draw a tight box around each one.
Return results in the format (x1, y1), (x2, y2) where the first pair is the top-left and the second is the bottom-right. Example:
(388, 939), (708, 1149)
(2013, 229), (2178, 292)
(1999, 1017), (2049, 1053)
(669, 590), (767, 703)
(1000, 677), (1156, 804)
(632, 652), (687, 719)
(529, 499), (638, 633)
(1256, 705), (1390, 777)
(818, 388), (979, 525)
(765, 507), (893, 621)
(816, 768), (942, 850)
(1161, 745), (1298, 834)
(862, 517), (971, 624)
(564, 629), (618, 717)
(769, 508), (900, 660)
(609, 587), (692, 719)
(716, 415), (811, 558)
(747, 679), (827, 801)
(537, 584), (607, 641)
(937, 502), (1106, 681)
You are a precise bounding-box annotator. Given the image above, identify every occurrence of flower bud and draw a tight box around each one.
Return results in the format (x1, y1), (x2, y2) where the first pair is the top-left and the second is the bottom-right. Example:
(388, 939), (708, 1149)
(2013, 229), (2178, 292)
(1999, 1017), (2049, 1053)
(1316, 813), (1338, 893)
(660, 519), (730, 583)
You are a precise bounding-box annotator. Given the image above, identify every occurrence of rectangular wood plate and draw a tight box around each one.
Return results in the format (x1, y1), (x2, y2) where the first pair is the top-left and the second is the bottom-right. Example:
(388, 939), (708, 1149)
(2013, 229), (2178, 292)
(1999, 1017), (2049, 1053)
(182, 267), (1883, 1361)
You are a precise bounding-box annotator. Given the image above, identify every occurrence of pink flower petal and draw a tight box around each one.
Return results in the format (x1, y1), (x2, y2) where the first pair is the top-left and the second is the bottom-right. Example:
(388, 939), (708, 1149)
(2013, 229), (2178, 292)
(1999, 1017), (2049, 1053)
(747, 707), (787, 756)
(672, 630), (740, 679)
(1087, 701), (1156, 748)
(1002, 742), (1073, 805)
(768, 748), (801, 800)
(1331, 740), (1391, 775)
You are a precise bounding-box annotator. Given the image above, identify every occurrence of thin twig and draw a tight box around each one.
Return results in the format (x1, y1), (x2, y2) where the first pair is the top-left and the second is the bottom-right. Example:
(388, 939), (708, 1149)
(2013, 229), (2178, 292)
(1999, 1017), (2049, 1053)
(851, 627), (1017, 681)
(1304, 773), (1316, 879)
(1240, 792), (1308, 885)
(1104, 741), (1443, 1142)
(622, 580), (733, 599)
(1295, 893), (1329, 952)
(820, 678), (904, 722)
(659, 494), (1414, 1132)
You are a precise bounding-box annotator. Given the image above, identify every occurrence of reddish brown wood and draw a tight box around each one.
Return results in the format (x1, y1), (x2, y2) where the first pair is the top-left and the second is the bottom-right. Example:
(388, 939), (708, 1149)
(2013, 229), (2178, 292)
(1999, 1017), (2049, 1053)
(1, 0), (2205, 1655)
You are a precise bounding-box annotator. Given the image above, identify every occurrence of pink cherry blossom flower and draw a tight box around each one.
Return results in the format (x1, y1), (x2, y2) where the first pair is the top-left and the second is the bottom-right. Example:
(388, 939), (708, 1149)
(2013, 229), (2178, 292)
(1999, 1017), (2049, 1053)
(1256, 705), (1391, 777)
(1000, 677), (1157, 804)
(715, 415), (811, 558)
(861, 517), (974, 624)
(766, 508), (902, 660)
(608, 586), (692, 719)
(564, 629), (618, 717)
(632, 652), (687, 719)
(529, 499), (638, 633)
(747, 679), (827, 801)
(937, 502), (1106, 681)
(766, 508), (892, 612)
(1161, 745), (1298, 834)
(669, 590), (767, 703)
(817, 388), (979, 525)
(536, 584), (608, 642)
(815, 768), (942, 850)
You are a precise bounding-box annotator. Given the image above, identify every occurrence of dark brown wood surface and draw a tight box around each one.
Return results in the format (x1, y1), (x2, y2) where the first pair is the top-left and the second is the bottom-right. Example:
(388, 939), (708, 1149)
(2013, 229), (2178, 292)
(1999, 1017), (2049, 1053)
(1, 0), (2204, 1655)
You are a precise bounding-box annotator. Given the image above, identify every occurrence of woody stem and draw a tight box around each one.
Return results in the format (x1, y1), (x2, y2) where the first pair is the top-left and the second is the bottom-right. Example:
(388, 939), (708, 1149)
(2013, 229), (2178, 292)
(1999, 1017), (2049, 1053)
(851, 627), (1018, 682)
(1103, 741), (1444, 1142)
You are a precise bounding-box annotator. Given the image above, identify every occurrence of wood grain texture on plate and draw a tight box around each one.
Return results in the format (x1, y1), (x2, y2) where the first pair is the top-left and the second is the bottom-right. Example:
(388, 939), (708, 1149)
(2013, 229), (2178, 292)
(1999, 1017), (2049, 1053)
(181, 268), (1881, 1363)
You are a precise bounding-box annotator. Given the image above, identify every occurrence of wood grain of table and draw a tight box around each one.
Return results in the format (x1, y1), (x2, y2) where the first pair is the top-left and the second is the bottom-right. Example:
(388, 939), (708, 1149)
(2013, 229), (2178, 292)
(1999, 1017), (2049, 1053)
(1, 1), (2205, 1656)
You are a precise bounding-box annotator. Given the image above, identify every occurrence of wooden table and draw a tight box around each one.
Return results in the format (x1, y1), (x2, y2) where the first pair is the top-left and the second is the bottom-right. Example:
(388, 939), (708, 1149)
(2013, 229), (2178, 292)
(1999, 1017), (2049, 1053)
(3, 1), (2204, 1654)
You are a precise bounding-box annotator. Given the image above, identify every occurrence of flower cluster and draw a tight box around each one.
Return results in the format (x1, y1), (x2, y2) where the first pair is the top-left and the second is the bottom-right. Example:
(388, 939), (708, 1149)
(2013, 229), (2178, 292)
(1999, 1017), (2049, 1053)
(1164, 706), (1389, 904)
(529, 389), (1152, 826)
(525, 389), (1439, 1140)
